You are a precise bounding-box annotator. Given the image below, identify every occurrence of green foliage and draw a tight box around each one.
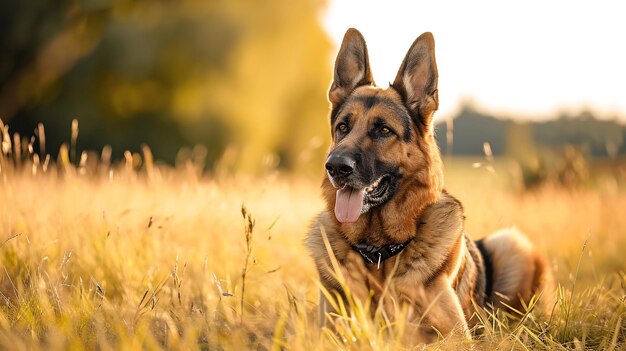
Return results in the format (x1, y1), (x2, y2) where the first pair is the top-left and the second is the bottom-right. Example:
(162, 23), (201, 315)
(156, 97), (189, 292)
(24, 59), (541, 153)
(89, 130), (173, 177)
(1, 0), (331, 172)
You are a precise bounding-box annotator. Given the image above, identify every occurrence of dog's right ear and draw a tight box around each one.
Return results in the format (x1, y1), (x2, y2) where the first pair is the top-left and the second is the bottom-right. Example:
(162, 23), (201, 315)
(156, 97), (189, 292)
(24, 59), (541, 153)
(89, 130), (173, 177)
(328, 28), (374, 107)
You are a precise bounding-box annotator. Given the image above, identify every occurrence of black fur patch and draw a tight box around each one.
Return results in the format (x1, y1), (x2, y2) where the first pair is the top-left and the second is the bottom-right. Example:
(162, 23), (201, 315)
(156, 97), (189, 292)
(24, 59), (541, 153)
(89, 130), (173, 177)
(362, 94), (378, 109)
(474, 239), (493, 303)
(354, 95), (413, 142)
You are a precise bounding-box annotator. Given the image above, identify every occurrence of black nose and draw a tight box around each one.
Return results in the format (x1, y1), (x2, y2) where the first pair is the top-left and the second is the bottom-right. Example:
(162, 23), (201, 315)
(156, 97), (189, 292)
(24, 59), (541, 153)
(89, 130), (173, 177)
(325, 153), (355, 178)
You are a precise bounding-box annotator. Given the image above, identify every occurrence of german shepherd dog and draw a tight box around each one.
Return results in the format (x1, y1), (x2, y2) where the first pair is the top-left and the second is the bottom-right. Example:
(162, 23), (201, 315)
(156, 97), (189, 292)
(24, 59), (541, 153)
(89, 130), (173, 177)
(305, 28), (553, 342)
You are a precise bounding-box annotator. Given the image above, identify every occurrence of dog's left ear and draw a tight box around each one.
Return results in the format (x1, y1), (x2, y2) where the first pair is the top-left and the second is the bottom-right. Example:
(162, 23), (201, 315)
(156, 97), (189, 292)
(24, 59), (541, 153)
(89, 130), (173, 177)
(392, 32), (439, 131)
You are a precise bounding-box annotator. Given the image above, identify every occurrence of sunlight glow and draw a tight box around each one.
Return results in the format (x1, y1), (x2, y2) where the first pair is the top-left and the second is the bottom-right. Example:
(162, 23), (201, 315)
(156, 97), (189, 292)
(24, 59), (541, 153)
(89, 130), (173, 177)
(322, 0), (626, 121)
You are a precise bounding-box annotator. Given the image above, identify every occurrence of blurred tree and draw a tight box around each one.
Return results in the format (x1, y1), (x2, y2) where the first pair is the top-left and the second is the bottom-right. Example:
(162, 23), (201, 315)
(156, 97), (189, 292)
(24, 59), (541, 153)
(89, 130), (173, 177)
(0, 0), (111, 120)
(1, 0), (332, 172)
(436, 104), (626, 158)
(435, 105), (508, 156)
(532, 111), (625, 157)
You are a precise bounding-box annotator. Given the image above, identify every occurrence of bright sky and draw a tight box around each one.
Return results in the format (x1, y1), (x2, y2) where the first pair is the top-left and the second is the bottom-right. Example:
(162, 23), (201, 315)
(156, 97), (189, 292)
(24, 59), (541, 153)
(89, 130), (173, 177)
(322, 0), (626, 122)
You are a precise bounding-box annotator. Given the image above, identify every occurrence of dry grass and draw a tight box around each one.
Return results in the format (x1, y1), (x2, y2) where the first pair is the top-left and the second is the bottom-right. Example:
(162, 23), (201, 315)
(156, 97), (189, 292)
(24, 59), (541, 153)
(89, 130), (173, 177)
(0, 128), (625, 349)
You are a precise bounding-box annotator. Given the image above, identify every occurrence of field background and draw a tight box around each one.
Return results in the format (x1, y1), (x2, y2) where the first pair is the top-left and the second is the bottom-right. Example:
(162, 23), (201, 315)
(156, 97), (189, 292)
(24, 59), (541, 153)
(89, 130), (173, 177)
(1, 148), (625, 350)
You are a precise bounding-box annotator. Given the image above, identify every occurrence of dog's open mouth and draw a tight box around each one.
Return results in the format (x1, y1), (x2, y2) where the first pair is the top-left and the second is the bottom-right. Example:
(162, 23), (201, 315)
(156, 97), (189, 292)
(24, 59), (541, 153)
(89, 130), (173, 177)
(364, 175), (391, 201)
(334, 175), (393, 223)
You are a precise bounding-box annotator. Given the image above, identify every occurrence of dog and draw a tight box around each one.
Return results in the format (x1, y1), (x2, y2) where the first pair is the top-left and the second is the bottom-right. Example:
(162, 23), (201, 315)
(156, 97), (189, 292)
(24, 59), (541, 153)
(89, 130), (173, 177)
(305, 28), (554, 342)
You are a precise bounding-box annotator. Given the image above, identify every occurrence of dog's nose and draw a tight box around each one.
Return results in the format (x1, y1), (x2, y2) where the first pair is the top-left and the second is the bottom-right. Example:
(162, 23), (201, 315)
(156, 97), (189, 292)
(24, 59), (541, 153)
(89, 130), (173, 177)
(325, 153), (355, 178)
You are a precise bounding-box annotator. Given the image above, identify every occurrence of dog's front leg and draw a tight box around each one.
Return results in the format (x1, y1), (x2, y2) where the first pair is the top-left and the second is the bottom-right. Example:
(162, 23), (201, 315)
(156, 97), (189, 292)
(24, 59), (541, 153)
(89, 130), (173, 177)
(394, 276), (470, 344)
(422, 276), (471, 339)
(318, 250), (380, 324)
(341, 250), (383, 301)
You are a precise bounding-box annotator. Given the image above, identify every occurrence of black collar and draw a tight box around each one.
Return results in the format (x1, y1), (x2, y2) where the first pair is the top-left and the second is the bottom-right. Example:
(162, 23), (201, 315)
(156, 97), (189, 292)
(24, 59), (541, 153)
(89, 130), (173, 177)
(352, 238), (413, 268)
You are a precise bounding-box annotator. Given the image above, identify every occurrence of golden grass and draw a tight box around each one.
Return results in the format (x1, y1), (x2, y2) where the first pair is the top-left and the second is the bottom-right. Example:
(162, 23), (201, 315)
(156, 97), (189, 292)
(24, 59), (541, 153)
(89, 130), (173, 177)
(0, 142), (625, 349)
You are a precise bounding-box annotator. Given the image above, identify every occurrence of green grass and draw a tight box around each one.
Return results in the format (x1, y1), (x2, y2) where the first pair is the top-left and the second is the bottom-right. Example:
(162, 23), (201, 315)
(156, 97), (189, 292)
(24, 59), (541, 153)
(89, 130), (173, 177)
(0, 141), (625, 349)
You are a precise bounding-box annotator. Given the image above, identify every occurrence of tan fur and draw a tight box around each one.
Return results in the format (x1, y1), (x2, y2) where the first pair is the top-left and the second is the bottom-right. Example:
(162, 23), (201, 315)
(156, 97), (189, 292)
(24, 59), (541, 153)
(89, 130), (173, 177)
(305, 28), (554, 344)
(482, 229), (555, 314)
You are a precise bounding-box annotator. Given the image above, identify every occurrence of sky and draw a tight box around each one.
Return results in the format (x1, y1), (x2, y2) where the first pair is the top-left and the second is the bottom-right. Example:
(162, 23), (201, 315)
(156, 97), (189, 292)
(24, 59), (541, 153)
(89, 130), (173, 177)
(322, 0), (626, 122)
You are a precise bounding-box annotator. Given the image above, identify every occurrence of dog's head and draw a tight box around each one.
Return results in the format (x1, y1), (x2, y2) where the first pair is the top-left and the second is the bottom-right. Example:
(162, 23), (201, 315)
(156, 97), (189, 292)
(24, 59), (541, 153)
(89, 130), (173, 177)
(323, 28), (443, 224)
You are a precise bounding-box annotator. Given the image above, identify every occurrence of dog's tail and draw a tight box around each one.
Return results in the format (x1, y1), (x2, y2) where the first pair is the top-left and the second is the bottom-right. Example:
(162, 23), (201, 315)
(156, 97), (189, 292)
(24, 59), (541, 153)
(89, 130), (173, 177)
(479, 228), (554, 316)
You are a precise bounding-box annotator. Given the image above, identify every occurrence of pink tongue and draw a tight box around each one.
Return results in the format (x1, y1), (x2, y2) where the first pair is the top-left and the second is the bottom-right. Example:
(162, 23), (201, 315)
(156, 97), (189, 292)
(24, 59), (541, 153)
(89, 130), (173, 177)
(334, 186), (365, 223)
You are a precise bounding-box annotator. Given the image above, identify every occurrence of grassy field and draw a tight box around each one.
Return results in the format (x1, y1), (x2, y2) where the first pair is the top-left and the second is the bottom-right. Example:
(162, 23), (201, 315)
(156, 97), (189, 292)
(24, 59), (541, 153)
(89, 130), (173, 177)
(0, 144), (625, 349)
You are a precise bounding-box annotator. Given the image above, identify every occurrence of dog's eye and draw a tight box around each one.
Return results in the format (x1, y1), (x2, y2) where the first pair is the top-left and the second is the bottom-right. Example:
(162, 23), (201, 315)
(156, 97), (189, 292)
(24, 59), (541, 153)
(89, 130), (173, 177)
(337, 123), (348, 133)
(380, 126), (392, 136)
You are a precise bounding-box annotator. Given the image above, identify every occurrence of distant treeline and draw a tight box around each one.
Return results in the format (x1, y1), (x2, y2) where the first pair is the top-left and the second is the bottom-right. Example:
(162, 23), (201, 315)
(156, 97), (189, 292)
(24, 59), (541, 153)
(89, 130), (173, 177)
(435, 106), (626, 158)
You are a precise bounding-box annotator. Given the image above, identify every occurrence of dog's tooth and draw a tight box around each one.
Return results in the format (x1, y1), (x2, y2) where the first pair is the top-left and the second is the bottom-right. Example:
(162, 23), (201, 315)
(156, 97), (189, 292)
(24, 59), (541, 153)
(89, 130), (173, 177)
(365, 176), (385, 193)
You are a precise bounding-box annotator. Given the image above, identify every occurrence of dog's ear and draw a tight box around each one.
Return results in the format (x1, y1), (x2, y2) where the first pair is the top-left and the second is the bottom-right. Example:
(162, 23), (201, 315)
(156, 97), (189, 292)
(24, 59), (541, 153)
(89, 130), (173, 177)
(329, 28), (374, 107)
(392, 32), (438, 131)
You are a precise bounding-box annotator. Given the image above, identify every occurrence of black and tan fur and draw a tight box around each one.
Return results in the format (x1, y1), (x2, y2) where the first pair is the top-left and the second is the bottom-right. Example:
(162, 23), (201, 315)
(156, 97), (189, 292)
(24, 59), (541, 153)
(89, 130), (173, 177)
(305, 29), (553, 342)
